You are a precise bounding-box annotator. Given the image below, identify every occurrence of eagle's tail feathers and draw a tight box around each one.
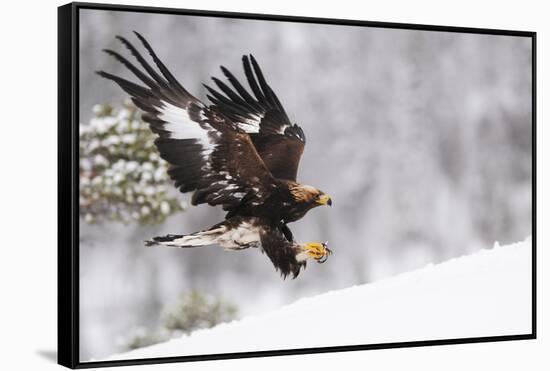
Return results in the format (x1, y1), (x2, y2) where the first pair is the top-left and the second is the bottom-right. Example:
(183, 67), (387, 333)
(145, 226), (226, 248)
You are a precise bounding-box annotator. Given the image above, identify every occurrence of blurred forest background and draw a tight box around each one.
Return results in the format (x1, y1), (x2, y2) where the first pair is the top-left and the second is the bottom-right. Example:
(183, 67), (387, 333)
(79, 9), (532, 360)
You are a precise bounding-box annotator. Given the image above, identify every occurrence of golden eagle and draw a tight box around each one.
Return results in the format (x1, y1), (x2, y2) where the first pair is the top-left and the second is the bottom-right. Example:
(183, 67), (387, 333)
(98, 32), (332, 278)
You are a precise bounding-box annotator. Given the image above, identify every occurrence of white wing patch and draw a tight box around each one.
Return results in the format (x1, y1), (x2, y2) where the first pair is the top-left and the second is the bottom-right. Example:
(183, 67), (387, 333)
(236, 114), (293, 137)
(158, 101), (215, 156)
(277, 124), (290, 135)
(236, 113), (264, 133)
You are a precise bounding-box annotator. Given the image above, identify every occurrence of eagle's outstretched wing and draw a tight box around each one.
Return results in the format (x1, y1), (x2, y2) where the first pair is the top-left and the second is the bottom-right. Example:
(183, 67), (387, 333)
(97, 32), (275, 211)
(204, 56), (306, 181)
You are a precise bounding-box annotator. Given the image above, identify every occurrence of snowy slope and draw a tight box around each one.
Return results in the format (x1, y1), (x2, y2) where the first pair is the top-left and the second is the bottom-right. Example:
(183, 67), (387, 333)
(105, 237), (532, 361)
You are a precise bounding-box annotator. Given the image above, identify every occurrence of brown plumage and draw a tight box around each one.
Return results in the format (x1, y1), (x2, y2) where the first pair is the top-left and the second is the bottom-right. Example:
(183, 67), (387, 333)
(98, 32), (332, 278)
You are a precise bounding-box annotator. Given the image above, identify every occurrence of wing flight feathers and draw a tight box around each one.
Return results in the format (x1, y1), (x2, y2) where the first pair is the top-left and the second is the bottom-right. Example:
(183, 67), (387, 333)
(206, 55), (306, 180)
(98, 33), (274, 211)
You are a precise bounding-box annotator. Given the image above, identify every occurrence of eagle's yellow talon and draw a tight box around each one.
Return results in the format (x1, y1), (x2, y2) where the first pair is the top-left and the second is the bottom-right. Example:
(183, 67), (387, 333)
(303, 242), (333, 263)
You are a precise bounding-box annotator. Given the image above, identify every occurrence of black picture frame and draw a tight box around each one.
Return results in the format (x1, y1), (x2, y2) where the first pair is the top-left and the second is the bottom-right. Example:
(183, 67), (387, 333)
(58, 2), (537, 368)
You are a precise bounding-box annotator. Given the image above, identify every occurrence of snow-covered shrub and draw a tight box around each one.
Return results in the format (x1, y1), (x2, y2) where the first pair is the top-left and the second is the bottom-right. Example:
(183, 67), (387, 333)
(162, 290), (238, 335)
(121, 327), (171, 351)
(79, 102), (186, 224)
(121, 291), (238, 351)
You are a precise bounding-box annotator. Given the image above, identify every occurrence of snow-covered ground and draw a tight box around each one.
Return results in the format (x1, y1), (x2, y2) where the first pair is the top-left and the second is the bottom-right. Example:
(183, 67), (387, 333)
(105, 237), (532, 361)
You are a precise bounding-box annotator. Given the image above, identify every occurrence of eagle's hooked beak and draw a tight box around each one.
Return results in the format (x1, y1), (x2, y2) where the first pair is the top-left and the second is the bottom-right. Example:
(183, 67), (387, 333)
(316, 194), (332, 206)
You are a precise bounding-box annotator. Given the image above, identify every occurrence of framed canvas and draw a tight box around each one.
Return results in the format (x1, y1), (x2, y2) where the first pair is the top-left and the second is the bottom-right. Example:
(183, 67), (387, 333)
(58, 2), (536, 368)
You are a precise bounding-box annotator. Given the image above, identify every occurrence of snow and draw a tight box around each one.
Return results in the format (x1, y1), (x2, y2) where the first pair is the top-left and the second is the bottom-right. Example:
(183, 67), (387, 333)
(104, 237), (532, 361)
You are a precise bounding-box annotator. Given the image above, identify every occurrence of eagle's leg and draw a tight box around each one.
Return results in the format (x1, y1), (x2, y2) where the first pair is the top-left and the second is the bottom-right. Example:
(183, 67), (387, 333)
(280, 223), (294, 242)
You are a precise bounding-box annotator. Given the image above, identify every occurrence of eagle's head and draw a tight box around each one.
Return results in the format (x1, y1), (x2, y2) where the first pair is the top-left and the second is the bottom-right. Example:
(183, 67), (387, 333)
(289, 184), (332, 208)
